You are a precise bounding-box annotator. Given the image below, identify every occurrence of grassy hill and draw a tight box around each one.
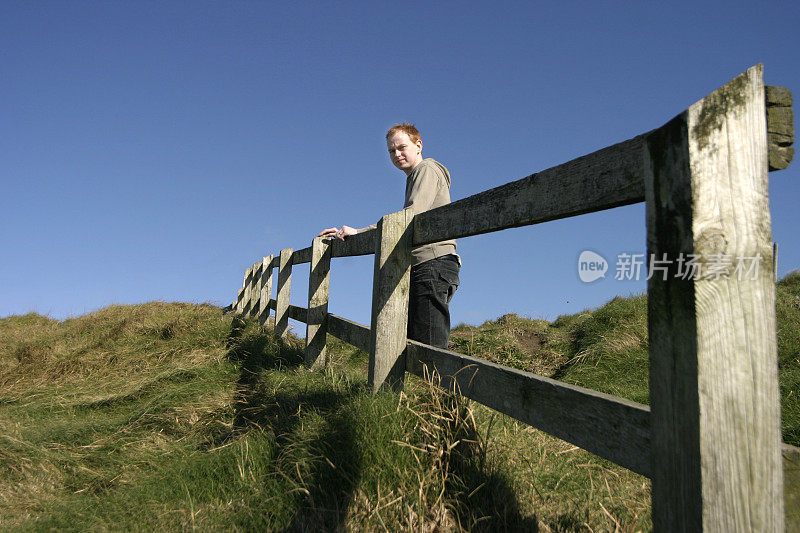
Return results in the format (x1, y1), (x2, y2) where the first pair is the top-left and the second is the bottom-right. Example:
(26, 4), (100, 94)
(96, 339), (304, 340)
(1, 273), (798, 531)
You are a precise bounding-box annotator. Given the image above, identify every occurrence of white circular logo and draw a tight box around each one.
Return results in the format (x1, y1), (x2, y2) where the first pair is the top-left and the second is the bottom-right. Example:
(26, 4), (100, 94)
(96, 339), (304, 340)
(578, 250), (608, 283)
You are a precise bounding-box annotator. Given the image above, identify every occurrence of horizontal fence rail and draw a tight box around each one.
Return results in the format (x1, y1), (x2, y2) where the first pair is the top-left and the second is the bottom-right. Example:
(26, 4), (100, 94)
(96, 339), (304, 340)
(414, 135), (647, 246)
(405, 340), (652, 477)
(228, 67), (795, 532)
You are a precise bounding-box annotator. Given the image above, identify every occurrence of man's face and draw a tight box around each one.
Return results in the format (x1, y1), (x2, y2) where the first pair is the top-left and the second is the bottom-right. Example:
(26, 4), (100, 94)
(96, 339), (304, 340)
(387, 132), (423, 173)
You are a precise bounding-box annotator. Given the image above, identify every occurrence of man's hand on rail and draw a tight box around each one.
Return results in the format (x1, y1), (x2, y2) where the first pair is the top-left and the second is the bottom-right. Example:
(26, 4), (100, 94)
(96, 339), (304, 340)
(318, 225), (357, 241)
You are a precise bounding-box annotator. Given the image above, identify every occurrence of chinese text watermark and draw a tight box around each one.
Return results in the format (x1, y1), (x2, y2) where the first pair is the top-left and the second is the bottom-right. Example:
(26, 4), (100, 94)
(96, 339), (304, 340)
(578, 251), (763, 283)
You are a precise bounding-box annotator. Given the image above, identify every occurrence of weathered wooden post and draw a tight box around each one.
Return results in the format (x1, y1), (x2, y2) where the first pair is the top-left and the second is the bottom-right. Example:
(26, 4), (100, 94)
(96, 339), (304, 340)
(766, 85), (794, 171)
(247, 261), (261, 319)
(239, 266), (253, 316)
(305, 237), (331, 370)
(368, 208), (413, 392)
(258, 255), (274, 326)
(644, 64), (783, 531)
(235, 286), (245, 315)
(275, 248), (294, 338)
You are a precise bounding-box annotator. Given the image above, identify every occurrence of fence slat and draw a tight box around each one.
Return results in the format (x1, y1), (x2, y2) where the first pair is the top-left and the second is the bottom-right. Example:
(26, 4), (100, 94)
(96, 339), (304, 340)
(235, 286), (245, 315)
(412, 135), (646, 247)
(327, 314), (370, 353)
(292, 246), (312, 265)
(248, 261), (261, 319)
(305, 237), (331, 370)
(766, 85), (794, 171)
(368, 208), (412, 392)
(258, 255), (274, 325)
(645, 64), (783, 531)
(275, 248), (294, 338)
(287, 304), (307, 323)
(406, 340), (652, 477)
(329, 228), (377, 258)
(240, 266), (254, 316)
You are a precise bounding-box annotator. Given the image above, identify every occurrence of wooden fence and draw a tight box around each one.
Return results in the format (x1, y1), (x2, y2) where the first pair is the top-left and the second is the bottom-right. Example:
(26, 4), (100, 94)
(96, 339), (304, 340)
(230, 65), (796, 531)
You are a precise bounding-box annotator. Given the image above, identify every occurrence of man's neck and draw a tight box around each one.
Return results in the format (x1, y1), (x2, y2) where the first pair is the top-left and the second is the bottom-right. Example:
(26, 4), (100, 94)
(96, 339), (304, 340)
(404, 157), (423, 176)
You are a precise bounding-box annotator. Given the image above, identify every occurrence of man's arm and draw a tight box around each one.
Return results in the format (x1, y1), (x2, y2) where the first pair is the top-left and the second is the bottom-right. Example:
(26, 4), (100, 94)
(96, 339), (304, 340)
(319, 162), (443, 241)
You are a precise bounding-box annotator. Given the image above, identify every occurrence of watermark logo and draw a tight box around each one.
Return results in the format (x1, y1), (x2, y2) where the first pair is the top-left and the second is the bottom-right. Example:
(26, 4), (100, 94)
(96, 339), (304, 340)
(578, 250), (608, 283)
(576, 251), (764, 283)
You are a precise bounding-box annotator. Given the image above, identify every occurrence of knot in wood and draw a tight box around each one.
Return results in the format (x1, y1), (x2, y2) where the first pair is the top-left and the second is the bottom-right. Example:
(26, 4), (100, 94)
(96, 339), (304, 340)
(694, 228), (728, 257)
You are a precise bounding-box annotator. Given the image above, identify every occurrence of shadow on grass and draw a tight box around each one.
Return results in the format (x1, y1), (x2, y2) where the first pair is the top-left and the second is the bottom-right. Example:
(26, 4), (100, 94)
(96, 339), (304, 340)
(217, 317), (365, 530)
(216, 318), (537, 530)
(428, 392), (540, 531)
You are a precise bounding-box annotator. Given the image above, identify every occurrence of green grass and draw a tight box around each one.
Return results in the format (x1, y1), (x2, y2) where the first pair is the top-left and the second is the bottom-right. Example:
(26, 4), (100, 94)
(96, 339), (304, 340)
(2, 272), (798, 531)
(1, 305), (552, 530)
(777, 272), (800, 446)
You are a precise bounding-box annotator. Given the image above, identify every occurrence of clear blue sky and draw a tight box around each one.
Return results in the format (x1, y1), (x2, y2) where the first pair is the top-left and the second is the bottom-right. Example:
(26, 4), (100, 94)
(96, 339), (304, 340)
(2, 1), (799, 333)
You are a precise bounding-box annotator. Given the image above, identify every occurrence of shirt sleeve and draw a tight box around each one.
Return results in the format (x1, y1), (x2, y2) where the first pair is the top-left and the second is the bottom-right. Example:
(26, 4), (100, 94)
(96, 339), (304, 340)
(404, 163), (441, 213)
(355, 223), (377, 234)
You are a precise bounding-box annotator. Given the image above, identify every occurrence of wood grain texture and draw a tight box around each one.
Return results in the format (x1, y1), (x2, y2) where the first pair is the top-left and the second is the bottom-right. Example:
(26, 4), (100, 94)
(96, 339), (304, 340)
(784, 443), (800, 531)
(275, 248), (294, 338)
(258, 255), (274, 325)
(368, 208), (412, 392)
(327, 314), (370, 353)
(412, 136), (646, 246)
(305, 237), (331, 370)
(405, 340), (652, 477)
(645, 64), (783, 531)
(766, 86), (794, 171)
(766, 85), (792, 107)
(329, 228), (377, 258)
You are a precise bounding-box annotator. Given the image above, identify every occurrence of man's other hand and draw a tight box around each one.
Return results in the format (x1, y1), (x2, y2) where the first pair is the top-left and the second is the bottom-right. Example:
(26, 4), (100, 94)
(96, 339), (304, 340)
(318, 225), (356, 241)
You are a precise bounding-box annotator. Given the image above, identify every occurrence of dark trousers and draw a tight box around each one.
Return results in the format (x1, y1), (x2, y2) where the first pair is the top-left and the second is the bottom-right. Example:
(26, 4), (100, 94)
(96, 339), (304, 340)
(407, 255), (460, 349)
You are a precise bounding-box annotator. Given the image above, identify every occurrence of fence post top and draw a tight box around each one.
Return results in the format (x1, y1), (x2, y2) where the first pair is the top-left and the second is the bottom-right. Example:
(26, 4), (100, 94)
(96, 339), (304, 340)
(379, 207), (415, 227)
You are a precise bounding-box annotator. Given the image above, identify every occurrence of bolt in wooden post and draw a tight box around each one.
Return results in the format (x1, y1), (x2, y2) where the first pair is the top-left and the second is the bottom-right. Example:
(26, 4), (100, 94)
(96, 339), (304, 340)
(644, 64), (783, 531)
(259, 255), (274, 326)
(275, 248), (293, 338)
(248, 261), (261, 319)
(305, 237), (331, 370)
(368, 208), (412, 392)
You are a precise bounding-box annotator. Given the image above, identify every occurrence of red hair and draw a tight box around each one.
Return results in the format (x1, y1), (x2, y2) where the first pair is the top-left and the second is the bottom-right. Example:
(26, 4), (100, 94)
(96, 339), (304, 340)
(386, 123), (421, 144)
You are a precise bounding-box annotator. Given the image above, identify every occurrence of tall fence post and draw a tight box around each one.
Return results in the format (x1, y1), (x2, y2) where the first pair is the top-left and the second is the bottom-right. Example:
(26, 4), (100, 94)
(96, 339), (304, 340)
(368, 208), (412, 392)
(305, 237), (331, 370)
(248, 261), (261, 319)
(259, 255), (274, 326)
(644, 64), (783, 531)
(275, 248), (294, 338)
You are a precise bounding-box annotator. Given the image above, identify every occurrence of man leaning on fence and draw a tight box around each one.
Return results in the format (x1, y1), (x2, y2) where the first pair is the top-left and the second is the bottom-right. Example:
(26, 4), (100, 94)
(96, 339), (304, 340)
(319, 123), (461, 349)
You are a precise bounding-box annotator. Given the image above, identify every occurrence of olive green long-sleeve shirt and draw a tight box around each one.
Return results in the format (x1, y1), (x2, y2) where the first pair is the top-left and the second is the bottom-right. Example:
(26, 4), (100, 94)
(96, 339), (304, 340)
(358, 158), (458, 266)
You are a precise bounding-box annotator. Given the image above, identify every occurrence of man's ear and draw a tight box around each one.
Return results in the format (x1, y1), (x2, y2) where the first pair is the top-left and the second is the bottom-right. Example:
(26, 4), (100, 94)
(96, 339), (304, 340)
(416, 140), (423, 153)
